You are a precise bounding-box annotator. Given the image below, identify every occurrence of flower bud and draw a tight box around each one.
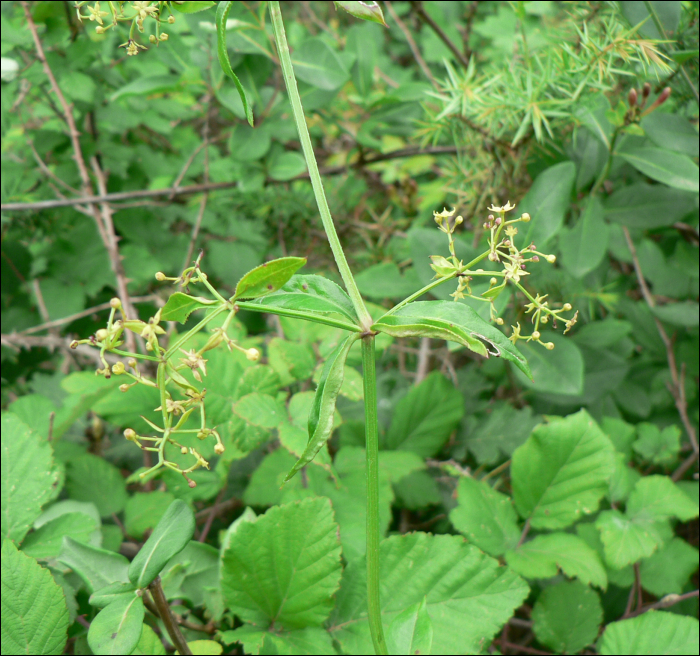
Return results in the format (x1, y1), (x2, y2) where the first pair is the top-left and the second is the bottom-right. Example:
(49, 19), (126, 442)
(532, 256), (539, 262)
(110, 297), (122, 309)
(545, 342), (555, 350)
(70, 340), (79, 349)
(246, 348), (260, 362)
(168, 15), (175, 24)
(96, 329), (109, 342)
(628, 88), (637, 108)
(188, 479), (197, 488)
(490, 278), (498, 285)
(546, 255), (556, 264)
(124, 428), (136, 441)
(455, 215), (463, 225)
(520, 213), (530, 222)
(214, 443), (225, 454)
(488, 215), (494, 221)
(496, 317), (504, 325)
(563, 303), (572, 311)
(642, 82), (651, 100)
(155, 272), (166, 281)
(149, 34), (157, 43)
(532, 330), (541, 340)
(181, 446), (188, 454)
(128, 359), (137, 368)
(494, 217), (502, 225)
(96, 26), (105, 34)
(159, 33), (168, 41)
(112, 362), (125, 375)
(119, 384), (130, 392)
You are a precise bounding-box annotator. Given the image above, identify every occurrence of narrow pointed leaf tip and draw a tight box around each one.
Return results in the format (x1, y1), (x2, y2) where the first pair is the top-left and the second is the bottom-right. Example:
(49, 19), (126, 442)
(373, 301), (532, 380)
(216, 1), (254, 126)
(233, 257), (307, 301)
(284, 333), (359, 482)
(160, 292), (218, 323)
(334, 1), (387, 27)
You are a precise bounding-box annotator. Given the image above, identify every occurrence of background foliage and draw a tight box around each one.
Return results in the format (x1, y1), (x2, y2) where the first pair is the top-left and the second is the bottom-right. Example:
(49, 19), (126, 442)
(1, 1), (698, 654)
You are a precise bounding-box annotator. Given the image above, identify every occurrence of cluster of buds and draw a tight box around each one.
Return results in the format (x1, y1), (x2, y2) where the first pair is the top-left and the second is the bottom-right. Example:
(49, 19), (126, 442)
(626, 83), (671, 122)
(75, 1), (174, 54)
(430, 202), (577, 349)
(69, 257), (261, 486)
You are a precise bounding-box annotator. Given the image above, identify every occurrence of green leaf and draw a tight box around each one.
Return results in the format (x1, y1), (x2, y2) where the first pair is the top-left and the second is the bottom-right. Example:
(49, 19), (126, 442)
(268, 151), (307, 181)
(560, 196), (609, 278)
(220, 497), (342, 629)
(216, 1), (254, 126)
(58, 537), (130, 594)
(247, 274), (359, 325)
(386, 597), (433, 656)
(1, 539), (70, 656)
(512, 332), (584, 395)
(65, 454), (127, 518)
(172, 1), (216, 13)
(505, 533), (607, 589)
(620, 1), (681, 39)
(232, 256), (306, 301)
(88, 595), (145, 656)
(22, 512), (99, 559)
(640, 537), (699, 598)
(89, 581), (140, 609)
(291, 37), (350, 90)
(233, 392), (286, 429)
(642, 113), (699, 157)
(160, 292), (219, 323)
(334, 1), (387, 26)
(603, 182), (697, 229)
(511, 409), (616, 529)
(618, 147), (699, 192)
(383, 372), (464, 457)
(450, 477), (520, 557)
(599, 611), (699, 655)
(1, 413), (61, 543)
(124, 491), (176, 541)
(373, 301), (532, 379)
(330, 533), (529, 655)
(110, 75), (181, 102)
(128, 499), (195, 588)
(285, 334), (359, 482)
(531, 580), (602, 654)
(651, 301), (699, 327)
(519, 161), (576, 247)
(632, 423), (680, 465)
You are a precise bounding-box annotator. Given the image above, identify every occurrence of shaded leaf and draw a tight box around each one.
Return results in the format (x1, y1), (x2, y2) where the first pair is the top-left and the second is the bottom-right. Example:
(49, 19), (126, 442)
(618, 147), (699, 192)
(160, 293), (219, 323)
(334, 1), (387, 26)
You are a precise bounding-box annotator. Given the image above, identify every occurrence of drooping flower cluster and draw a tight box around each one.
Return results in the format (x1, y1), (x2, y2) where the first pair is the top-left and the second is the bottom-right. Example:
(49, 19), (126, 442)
(70, 259), (260, 487)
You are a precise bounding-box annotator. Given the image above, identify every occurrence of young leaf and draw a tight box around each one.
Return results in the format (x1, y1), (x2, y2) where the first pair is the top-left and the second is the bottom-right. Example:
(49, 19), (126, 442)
(246, 274), (359, 324)
(599, 611), (699, 655)
(128, 499), (195, 588)
(216, 1), (254, 127)
(172, 1), (216, 13)
(334, 1), (387, 27)
(232, 257), (307, 301)
(58, 538), (130, 594)
(87, 595), (145, 656)
(160, 292), (219, 323)
(284, 333), (360, 482)
(373, 301), (532, 379)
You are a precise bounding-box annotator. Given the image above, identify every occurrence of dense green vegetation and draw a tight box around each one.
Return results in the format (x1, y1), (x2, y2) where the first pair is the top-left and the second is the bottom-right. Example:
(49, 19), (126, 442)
(1, 1), (698, 655)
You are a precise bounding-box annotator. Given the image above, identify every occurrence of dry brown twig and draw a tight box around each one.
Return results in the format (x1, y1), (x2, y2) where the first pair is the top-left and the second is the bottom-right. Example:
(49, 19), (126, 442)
(622, 227), (698, 481)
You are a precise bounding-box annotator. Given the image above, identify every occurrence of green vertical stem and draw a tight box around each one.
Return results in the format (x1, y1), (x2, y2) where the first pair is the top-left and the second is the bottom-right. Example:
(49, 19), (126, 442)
(268, 1), (372, 330)
(361, 336), (388, 655)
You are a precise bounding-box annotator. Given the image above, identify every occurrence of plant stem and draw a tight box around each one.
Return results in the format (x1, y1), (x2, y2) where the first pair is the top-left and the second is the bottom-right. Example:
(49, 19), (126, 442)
(148, 576), (192, 655)
(361, 336), (388, 655)
(268, 1), (372, 330)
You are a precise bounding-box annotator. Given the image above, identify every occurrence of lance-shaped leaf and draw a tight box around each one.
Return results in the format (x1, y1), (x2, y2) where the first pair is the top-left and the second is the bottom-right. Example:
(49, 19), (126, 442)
(284, 334), (360, 482)
(128, 499), (194, 588)
(216, 1), (254, 127)
(334, 1), (387, 26)
(232, 257), (307, 302)
(160, 292), (219, 324)
(373, 301), (532, 379)
(247, 274), (359, 325)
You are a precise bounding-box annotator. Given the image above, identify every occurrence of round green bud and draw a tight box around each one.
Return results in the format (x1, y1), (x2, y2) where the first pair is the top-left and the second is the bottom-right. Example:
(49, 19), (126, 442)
(520, 213), (531, 222)
(95, 329), (109, 342)
(155, 272), (166, 281)
(545, 342), (555, 350)
(112, 362), (125, 375)
(124, 428), (136, 441)
(214, 443), (225, 455)
(563, 303), (572, 311)
(181, 446), (188, 455)
(246, 348), (260, 362)
(546, 255), (556, 264)
(532, 330), (541, 340)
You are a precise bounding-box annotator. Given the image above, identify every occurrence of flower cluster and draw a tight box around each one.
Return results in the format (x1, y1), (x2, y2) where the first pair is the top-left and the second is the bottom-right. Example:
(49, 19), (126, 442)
(74, 1), (174, 54)
(70, 259), (260, 487)
(430, 202), (577, 349)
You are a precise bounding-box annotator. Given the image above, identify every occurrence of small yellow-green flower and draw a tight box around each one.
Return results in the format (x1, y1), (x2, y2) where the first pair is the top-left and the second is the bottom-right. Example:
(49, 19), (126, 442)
(487, 201), (516, 213)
